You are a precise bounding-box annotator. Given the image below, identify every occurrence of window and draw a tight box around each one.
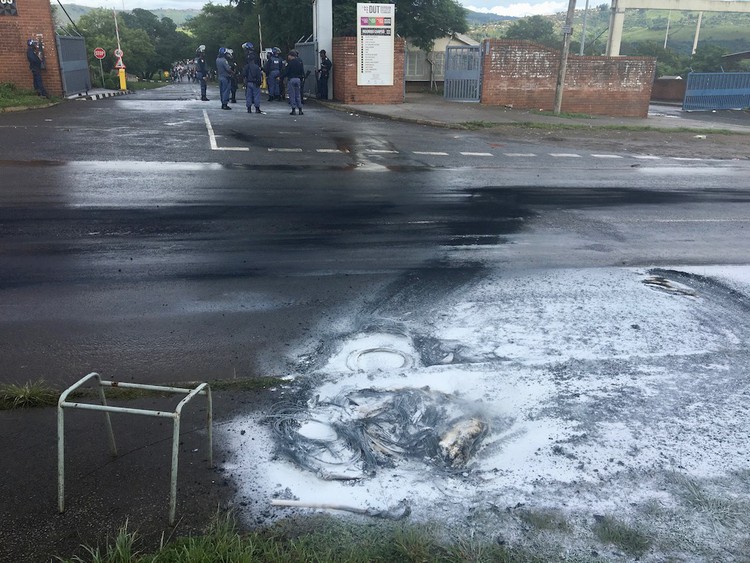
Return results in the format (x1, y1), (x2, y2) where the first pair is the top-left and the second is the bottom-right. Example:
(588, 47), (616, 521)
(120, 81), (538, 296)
(406, 50), (424, 78)
(431, 52), (445, 78)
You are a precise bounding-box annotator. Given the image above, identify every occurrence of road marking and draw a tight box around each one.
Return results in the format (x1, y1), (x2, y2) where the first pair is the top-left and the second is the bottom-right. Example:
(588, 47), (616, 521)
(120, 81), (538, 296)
(413, 151), (449, 156)
(316, 149), (349, 153)
(633, 155), (661, 160)
(269, 148), (303, 152)
(504, 153), (536, 157)
(202, 110), (250, 151)
(460, 152), (494, 156)
(671, 157), (705, 161)
(591, 154), (623, 159)
(367, 149), (399, 154)
(550, 153), (582, 158)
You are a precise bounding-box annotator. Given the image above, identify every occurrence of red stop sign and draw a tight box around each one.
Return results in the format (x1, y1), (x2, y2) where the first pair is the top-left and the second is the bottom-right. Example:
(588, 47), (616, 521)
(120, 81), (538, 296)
(93, 47), (106, 60)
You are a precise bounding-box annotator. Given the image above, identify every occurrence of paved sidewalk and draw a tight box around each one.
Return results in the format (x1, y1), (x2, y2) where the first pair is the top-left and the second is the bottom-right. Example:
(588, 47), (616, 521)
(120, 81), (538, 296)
(321, 92), (750, 134)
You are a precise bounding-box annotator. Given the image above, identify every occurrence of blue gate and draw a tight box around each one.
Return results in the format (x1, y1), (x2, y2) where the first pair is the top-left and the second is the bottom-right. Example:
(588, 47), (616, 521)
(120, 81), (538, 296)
(683, 72), (750, 111)
(444, 45), (481, 102)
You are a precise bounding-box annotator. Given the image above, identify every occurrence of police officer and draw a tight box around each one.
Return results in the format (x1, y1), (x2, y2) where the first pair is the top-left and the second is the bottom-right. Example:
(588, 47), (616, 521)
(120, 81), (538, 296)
(316, 49), (332, 100)
(227, 49), (239, 104)
(241, 41), (261, 67)
(26, 39), (48, 98)
(280, 49), (304, 115)
(264, 47), (284, 102)
(194, 45), (209, 101)
(216, 47), (233, 110)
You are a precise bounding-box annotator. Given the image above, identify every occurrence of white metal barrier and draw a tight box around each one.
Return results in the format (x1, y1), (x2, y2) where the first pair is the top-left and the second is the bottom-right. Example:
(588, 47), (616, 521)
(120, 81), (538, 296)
(57, 372), (213, 525)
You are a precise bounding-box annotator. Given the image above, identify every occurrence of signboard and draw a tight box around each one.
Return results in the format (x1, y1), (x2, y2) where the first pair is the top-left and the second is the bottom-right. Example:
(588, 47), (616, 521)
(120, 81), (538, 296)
(114, 48), (124, 58)
(356, 3), (394, 86)
(94, 47), (106, 60)
(114, 58), (126, 69)
(0, 0), (18, 16)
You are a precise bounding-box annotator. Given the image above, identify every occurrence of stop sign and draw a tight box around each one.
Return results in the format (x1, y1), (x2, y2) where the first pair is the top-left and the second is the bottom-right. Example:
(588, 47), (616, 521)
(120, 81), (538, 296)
(93, 47), (106, 60)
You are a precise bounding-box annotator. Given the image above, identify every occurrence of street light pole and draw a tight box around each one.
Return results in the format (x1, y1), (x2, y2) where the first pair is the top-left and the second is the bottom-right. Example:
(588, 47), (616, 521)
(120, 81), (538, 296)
(554, 0), (577, 115)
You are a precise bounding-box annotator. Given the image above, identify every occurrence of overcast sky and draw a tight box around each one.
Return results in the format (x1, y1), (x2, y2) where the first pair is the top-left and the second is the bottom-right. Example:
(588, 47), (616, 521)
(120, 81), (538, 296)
(58, 0), (568, 18)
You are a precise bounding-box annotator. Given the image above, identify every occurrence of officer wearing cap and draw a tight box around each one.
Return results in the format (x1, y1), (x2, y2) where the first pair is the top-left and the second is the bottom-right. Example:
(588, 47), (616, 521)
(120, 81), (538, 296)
(316, 49), (332, 100)
(26, 39), (48, 98)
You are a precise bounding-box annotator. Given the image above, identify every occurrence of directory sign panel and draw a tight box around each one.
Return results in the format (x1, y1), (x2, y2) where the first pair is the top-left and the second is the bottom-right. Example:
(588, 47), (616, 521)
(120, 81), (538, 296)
(356, 3), (394, 86)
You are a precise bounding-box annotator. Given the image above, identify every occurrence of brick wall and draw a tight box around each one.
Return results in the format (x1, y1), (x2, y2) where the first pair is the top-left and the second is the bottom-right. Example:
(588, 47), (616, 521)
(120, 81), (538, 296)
(651, 77), (686, 103)
(332, 36), (405, 104)
(0, 0), (63, 96)
(480, 40), (656, 118)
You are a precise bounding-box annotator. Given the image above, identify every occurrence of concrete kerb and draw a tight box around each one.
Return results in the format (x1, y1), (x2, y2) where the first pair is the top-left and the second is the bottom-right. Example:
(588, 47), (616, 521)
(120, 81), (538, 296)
(68, 89), (133, 102)
(0, 100), (60, 113)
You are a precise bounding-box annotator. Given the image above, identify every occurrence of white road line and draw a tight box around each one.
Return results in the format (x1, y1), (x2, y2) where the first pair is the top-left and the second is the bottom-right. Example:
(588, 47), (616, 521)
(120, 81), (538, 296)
(550, 153), (582, 158)
(316, 149), (349, 153)
(671, 157), (705, 161)
(367, 149), (399, 154)
(269, 148), (303, 152)
(504, 153), (537, 157)
(591, 154), (623, 159)
(413, 151), (449, 156)
(202, 110), (250, 151)
(632, 155), (661, 160)
(460, 152), (494, 156)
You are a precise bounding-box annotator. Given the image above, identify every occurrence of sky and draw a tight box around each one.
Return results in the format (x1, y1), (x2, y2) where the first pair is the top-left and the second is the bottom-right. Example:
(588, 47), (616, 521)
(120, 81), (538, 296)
(58, 0), (569, 18)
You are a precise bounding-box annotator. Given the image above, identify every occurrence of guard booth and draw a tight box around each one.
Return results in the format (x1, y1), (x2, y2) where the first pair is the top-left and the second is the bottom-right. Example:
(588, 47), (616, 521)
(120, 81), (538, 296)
(444, 45), (482, 102)
(56, 34), (91, 95)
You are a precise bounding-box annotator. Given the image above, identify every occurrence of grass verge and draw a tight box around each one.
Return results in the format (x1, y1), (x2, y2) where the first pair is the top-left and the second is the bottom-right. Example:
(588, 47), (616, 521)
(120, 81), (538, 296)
(59, 511), (543, 562)
(127, 81), (169, 91)
(0, 82), (55, 110)
(592, 515), (651, 558)
(0, 376), (286, 410)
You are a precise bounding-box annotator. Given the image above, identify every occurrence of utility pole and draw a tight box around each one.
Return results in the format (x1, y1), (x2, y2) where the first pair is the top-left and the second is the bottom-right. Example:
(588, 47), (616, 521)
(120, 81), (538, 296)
(579, 0), (589, 56)
(554, 0), (577, 115)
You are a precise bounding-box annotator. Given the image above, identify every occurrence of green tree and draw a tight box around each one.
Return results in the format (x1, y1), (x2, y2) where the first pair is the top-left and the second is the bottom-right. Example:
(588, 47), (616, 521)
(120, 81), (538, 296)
(186, 4), (260, 63)
(332, 0), (467, 51)
(623, 40), (686, 77)
(689, 44), (739, 73)
(122, 9), (192, 77)
(504, 15), (559, 48)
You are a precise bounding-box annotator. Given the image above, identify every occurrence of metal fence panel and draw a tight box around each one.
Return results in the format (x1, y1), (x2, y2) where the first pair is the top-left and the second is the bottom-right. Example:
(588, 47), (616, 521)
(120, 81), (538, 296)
(683, 72), (750, 111)
(56, 35), (91, 95)
(294, 40), (318, 98)
(444, 46), (481, 102)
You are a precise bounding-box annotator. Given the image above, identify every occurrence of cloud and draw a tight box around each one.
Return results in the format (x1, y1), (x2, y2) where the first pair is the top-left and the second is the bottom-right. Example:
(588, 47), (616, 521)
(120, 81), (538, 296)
(463, 1), (568, 17)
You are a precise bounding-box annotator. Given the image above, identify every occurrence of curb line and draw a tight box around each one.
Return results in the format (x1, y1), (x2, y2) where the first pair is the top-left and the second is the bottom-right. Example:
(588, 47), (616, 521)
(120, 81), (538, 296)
(71, 90), (133, 101)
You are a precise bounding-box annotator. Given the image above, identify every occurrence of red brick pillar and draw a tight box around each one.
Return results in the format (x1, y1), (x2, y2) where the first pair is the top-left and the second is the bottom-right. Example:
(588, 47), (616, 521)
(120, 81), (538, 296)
(332, 36), (404, 104)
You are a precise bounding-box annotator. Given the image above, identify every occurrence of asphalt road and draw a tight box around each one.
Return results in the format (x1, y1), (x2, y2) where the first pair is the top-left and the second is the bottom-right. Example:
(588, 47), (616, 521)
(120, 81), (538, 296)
(1, 83), (749, 386)
(3, 82), (750, 562)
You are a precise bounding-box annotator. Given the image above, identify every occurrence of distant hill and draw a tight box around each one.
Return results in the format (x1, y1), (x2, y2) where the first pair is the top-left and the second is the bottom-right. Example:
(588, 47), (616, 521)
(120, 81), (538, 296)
(465, 9), (516, 26)
(52, 3), (199, 27)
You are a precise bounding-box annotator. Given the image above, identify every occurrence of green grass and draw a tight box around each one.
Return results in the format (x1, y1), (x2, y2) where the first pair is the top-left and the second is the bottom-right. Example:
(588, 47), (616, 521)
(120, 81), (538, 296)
(592, 515), (651, 558)
(58, 512), (541, 563)
(127, 81), (169, 91)
(0, 379), (58, 409)
(0, 82), (55, 110)
(0, 376), (285, 410)
(460, 120), (499, 130)
(517, 508), (571, 533)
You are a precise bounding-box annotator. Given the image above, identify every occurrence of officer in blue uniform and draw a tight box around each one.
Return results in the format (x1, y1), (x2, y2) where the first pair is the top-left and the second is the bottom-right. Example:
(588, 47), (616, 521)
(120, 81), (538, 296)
(264, 47), (284, 102)
(194, 45), (209, 101)
(215, 47), (233, 110)
(26, 39), (48, 98)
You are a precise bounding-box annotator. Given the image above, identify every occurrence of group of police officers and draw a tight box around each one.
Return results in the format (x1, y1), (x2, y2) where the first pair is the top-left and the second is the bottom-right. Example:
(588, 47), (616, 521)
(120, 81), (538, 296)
(194, 42), (332, 115)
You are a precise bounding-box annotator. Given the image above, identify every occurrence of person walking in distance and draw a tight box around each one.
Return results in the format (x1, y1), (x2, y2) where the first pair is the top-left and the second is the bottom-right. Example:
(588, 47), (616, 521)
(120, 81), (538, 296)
(216, 47), (233, 110)
(280, 50), (304, 115)
(243, 56), (264, 114)
(316, 49), (332, 100)
(26, 39), (48, 98)
(194, 45), (209, 101)
(264, 47), (284, 102)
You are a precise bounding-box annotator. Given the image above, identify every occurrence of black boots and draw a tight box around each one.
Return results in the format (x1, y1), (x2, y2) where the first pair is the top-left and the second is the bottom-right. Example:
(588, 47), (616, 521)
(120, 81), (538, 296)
(221, 105), (231, 110)
(201, 96), (209, 101)
(298, 109), (303, 115)
(290, 109), (296, 115)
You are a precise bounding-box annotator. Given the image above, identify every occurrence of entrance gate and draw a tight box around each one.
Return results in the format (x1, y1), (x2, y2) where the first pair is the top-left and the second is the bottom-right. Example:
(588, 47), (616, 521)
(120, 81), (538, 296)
(56, 35), (91, 96)
(683, 72), (750, 111)
(444, 45), (481, 102)
(294, 38), (318, 98)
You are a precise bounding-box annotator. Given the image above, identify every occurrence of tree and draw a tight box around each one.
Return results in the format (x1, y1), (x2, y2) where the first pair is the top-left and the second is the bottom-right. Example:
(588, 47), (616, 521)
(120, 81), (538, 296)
(689, 44), (739, 73)
(121, 9), (192, 78)
(624, 41), (685, 77)
(186, 4), (261, 62)
(504, 15), (559, 48)
(332, 0), (467, 51)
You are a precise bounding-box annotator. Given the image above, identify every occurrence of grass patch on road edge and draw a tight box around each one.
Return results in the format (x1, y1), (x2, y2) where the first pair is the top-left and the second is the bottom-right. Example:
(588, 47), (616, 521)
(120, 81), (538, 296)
(0, 82), (55, 110)
(59, 511), (543, 563)
(0, 376), (285, 409)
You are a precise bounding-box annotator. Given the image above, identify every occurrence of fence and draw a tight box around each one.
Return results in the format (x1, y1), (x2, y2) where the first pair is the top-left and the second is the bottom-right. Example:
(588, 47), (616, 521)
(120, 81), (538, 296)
(683, 72), (750, 111)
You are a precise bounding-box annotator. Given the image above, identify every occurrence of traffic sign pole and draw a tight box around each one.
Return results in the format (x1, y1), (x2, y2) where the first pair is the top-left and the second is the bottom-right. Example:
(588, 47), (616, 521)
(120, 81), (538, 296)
(93, 48), (106, 89)
(99, 59), (105, 88)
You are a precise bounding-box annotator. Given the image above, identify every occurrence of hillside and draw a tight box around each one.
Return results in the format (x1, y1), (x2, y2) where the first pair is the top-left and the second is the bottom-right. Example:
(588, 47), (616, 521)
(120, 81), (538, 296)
(468, 7), (750, 55)
(52, 3), (199, 27)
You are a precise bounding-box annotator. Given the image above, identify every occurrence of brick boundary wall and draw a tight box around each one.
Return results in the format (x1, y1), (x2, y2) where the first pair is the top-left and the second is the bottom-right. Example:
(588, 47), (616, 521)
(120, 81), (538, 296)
(480, 40), (656, 118)
(332, 36), (405, 104)
(0, 0), (63, 96)
(651, 77), (686, 103)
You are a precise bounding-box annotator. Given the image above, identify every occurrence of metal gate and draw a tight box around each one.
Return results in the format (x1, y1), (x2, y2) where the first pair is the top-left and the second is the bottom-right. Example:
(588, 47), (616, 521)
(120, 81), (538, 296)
(444, 45), (481, 102)
(683, 72), (750, 111)
(56, 35), (91, 96)
(294, 38), (318, 98)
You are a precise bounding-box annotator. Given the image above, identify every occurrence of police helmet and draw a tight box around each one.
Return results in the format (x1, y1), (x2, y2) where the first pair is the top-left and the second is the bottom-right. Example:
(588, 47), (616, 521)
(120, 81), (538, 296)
(27, 39), (37, 47)
(242, 42), (254, 51)
(226, 49), (234, 59)
(196, 44), (206, 53)
(289, 49), (299, 57)
(218, 47), (227, 56)
(272, 47), (281, 55)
